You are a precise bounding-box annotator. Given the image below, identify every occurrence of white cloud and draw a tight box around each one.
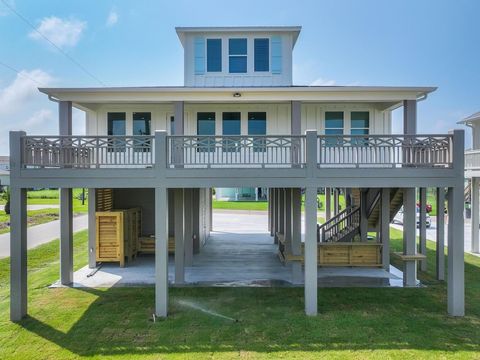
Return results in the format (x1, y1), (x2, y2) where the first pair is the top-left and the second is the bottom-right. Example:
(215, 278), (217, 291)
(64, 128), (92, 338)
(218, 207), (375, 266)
(310, 77), (336, 86)
(106, 9), (118, 27)
(29, 16), (86, 48)
(0, 69), (53, 117)
(24, 109), (54, 127)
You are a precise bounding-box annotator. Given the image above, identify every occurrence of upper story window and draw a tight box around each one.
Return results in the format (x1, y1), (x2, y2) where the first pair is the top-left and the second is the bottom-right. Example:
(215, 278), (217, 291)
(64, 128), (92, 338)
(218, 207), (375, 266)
(325, 112), (344, 135)
(170, 116), (175, 135)
(248, 112), (267, 152)
(197, 112), (216, 135)
(222, 112), (241, 135)
(254, 39), (269, 72)
(107, 112), (126, 135)
(350, 111), (369, 135)
(229, 38), (247, 73)
(133, 112), (151, 135)
(207, 39), (222, 72)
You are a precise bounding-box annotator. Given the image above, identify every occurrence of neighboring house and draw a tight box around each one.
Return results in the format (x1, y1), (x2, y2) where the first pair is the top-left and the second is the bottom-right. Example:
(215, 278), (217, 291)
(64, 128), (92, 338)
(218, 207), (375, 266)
(0, 156), (9, 171)
(0, 169), (9, 189)
(8, 26), (465, 322)
(460, 111), (480, 254)
(215, 187), (267, 201)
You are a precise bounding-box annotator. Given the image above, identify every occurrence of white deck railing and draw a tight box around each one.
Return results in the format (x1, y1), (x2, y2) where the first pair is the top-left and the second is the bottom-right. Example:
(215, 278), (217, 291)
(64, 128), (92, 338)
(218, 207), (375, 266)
(20, 133), (454, 169)
(22, 136), (154, 168)
(167, 135), (306, 168)
(318, 134), (453, 168)
(465, 149), (480, 170)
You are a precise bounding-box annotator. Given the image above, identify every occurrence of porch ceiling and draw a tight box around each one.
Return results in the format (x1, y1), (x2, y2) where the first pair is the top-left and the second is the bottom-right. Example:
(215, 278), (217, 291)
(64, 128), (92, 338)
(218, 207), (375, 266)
(38, 86), (436, 111)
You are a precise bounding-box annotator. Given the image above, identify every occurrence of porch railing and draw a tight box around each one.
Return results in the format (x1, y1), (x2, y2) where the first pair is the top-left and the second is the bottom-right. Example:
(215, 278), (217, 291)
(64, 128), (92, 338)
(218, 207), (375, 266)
(317, 134), (453, 168)
(22, 136), (154, 168)
(465, 149), (480, 170)
(167, 135), (306, 168)
(20, 133), (455, 169)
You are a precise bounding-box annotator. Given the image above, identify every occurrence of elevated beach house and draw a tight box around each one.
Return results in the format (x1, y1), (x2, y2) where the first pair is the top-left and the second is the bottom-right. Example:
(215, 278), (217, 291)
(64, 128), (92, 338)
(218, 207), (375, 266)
(9, 26), (465, 321)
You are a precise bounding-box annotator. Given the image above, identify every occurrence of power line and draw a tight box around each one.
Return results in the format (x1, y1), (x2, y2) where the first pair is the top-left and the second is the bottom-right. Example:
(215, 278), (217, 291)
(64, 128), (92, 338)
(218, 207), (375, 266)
(1, 0), (107, 86)
(0, 60), (46, 86)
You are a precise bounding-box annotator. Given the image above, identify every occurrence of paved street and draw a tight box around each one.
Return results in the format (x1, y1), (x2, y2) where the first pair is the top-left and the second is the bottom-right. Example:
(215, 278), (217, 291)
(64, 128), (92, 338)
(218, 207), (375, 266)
(0, 215), (88, 259)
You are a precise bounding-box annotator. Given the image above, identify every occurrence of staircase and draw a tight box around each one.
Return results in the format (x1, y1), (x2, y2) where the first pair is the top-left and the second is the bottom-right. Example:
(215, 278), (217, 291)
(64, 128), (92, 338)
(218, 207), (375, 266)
(319, 188), (403, 243)
(367, 188), (403, 229)
(318, 206), (360, 242)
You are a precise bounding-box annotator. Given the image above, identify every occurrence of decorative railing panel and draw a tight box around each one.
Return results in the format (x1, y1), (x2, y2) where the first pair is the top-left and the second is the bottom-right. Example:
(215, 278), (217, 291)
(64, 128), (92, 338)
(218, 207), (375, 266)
(465, 150), (480, 170)
(167, 135), (306, 168)
(22, 136), (154, 168)
(317, 134), (453, 168)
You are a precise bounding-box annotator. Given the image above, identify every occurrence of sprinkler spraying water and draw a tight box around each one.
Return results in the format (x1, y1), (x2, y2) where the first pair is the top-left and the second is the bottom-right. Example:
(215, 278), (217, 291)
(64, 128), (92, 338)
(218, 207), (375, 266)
(177, 300), (239, 322)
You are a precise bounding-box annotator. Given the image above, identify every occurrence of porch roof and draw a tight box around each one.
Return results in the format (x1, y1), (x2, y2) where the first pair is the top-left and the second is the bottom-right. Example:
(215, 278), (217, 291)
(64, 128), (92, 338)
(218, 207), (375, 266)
(39, 85), (436, 111)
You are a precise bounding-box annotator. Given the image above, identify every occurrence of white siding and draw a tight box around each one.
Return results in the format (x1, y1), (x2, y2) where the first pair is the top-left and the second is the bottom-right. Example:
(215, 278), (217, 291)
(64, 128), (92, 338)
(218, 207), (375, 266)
(86, 103), (392, 136)
(183, 31), (293, 87)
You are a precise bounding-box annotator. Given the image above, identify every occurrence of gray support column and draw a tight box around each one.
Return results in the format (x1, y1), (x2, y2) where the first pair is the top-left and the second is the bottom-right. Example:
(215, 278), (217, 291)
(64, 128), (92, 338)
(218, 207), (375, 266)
(436, 187), (445, 281)
(10, 187), (27, 321)
(268, 188), (272, 235)
(173, 101), (184, 135)
(291, 101), (302, 135)
(419, 188), (427, 271)
(447, 185), (465, 316)
(184, 188), (193, 266)
(291, 188), (302, 284)
(88, 188), (96, 269)
(333, 188), (339, 216)
(447, 129), (465, 316)
(9, 131), (27, 321)
(360, 190), (368, 242)
(304, 186), (318, 316)
(59, 101), (73, 135)
(272, 188), (277, 239)
(325, 187), (331, 221)
(381, 188), (390, 271)
(403, 188), (417, 287)
(471, 178), (479, 253)
(60, 188), (73, 285)
(155, 187), (169, 317)
(174, 188), (185, 284)
(284, 188), (292, 260)
(403, 100), (417, 134)
(278, 188), (285, 235)
(192, 188), (200, 254)
(345, 188), (352, 208)
(209, 188), (213, 231)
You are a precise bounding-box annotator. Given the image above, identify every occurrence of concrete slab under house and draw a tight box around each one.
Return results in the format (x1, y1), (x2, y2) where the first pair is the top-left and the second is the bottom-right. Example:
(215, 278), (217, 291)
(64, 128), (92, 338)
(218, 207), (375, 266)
(9, 25), (466, 322)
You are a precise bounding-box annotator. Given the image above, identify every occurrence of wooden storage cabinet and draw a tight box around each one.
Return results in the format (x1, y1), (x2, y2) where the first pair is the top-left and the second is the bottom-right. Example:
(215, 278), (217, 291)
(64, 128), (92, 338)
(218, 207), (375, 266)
(96, 208), (142, 267)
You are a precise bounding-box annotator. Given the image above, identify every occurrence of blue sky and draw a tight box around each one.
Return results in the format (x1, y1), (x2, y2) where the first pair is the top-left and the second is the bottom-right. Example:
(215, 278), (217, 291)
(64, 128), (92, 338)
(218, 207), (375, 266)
(0, 0), (479, 153)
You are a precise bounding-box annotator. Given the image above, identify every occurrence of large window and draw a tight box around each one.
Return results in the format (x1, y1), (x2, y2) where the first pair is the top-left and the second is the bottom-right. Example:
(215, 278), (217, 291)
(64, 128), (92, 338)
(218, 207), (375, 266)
(197, 112), (216, 152)
(351, 111), (369, 146)
(325, 112), (344, 135)
(248, 112), (267, 151)
(325, 112), (344, 146)
(222, 112), (241, 152)
(229, 38), (247, 73)
(107, 112), (126, 151)
(350, 111), (369, 135)
(207, 39), (222, 72)
(107, 112), (126, 135)
(254, 38), (269, 72)
(133, 112), (151, 135)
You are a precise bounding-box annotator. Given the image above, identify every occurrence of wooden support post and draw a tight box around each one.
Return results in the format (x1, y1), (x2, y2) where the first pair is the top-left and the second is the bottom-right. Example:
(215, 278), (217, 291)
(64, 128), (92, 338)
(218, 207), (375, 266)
(325, 187), (331, 221)
(291, 188), (302, 284)
(471, 178), (479, 253)
(60, 188), (73, 285)
(88, 188), (96, 268)
(304, 186), (318, 316)
(403, 188), (417, 286)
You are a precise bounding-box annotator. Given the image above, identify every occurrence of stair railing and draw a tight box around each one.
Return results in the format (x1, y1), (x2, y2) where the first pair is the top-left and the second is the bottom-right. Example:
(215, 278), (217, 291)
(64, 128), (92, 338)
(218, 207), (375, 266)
(318, 206), (360, 243)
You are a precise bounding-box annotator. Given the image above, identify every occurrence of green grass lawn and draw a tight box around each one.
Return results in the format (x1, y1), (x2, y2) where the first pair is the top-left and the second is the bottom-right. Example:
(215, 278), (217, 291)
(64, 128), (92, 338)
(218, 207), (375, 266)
(0, 209), (61, 234)
(0, 227), (479, 359)
(213, 194), (346, 213)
